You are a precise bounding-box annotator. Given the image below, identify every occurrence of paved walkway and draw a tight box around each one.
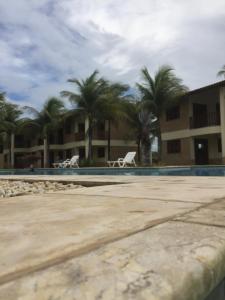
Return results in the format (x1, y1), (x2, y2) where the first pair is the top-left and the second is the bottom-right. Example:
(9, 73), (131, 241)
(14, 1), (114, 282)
(0, 175), (225, 299)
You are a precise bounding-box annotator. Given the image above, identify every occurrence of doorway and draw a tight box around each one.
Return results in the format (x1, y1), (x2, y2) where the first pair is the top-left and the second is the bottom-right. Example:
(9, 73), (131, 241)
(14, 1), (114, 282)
(194, 138), (209, 165)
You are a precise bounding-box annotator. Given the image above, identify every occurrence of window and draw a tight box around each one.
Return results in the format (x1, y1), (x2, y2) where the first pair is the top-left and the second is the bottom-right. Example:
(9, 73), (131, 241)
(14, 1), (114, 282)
(15, 135), (25, 148)
(79, 147), (85, 159)
(49, 151), (54, 165)
(66, 149), (72, 158)
(26, 140), (31, 148)
(97, 147), (105, 158)
(97, 122), (105, 132)
(58, 151), (64, 160)
(38, 138), (43, 145)
(0, 145), (3, 153)
(49, 134), (54, 144)
(167, 140), (181, 154)
(57, 129), (64, 144)
(65, 120), (72, 134)
(78, 123), (85, 133)
(166, 105), (180, 121)
(218, 138), (222, 153)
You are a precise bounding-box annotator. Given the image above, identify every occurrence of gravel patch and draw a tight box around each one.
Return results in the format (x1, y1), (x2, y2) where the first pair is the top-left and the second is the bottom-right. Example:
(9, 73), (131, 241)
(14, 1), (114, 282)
(0, 180), (83, 198)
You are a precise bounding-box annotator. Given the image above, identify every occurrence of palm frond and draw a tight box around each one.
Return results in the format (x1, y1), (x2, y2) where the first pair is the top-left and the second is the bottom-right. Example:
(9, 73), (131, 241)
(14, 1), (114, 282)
(137, 65), (188, 116)
(23, 106), (40, 117)
(217, 65), (225, 78)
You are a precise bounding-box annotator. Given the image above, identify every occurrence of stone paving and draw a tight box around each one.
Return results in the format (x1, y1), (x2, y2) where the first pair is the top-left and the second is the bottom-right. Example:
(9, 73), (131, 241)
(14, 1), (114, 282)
(0, 180), (82, 198)
(0, 175), (225, 299)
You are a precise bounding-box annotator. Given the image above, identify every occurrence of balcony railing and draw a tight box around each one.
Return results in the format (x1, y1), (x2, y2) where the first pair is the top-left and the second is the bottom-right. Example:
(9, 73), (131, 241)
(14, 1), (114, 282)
(93, 130), (108, 140)
(74, 131), (108, 141)
(190, 112), (220, 129)
(75, 132), (85, 141)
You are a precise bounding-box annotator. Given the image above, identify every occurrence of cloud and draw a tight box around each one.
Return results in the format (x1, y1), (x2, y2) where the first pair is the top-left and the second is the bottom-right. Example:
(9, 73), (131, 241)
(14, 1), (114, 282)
(0, 0), (225, 107)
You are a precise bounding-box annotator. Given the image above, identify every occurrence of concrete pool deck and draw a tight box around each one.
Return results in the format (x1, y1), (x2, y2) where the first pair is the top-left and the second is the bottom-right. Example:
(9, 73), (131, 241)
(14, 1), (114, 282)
(0, 175), (225, 299)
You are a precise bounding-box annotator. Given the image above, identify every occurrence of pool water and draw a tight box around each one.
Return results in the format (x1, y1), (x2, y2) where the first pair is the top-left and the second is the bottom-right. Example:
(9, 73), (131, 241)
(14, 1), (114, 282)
(1, 166), (225, 176)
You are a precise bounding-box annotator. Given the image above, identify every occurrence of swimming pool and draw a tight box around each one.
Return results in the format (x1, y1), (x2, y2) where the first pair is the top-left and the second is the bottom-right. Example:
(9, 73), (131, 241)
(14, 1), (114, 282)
(1, 166), (225, 176)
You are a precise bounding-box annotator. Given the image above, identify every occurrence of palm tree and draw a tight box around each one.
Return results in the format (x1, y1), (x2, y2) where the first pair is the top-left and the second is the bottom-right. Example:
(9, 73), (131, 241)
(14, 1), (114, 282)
(61, 70), (125, 162)
(137, 65), (188, 160)
(0, 92), (5, 102)
(123, 100), (156, 165)
(98, 83), (129, 160)
(0, 100), (23, 168)
(0, 92), (6, 121)
(24, 97), (65, 168)
(217, 65), (225, 78)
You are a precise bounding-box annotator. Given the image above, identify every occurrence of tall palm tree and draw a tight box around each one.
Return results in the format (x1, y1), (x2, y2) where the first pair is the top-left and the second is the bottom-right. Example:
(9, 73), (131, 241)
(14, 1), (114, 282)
(24, 97), (65, 168)
(0, 92), (5, 102)
(123, 100), (156, 165)
(0, 100), (23, 168)
(137, 65), (188, 160)
(61, 70), (124, 162)
(217, 65), (225, 78)
(98, 83), (129, 160)
(0, 92), (6, 121)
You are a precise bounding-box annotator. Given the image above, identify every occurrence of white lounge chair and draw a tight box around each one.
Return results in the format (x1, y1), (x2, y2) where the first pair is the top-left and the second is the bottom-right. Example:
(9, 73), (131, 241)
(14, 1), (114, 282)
(52, 159), (70, 168)
(107, 152), (136, 168)
(61, 155), (79, 168)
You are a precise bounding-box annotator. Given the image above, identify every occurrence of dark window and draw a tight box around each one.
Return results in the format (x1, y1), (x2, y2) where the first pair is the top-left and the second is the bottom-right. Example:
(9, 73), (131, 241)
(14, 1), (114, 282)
(97, 147), (105, 158)
(218, 138), (222, 153)
(38, 138), (43, 145)
(4, 154), (7, 163)
(66, 149), (72, 158)
(57, 129), (64, 144)
(97, 122), (105, 132)
(0, 145), (3, 153)
(49, 151), (54, 165)
(49, 134), (54, 144)
(58, 151), (64, 160)
(78, 123), (85, 133)
(167, 140), (181, 154)
(79, 147), (85, 159)
(65, 120), (72, 134)
(166, 105), (180, 121)
(26, 140), (31, 148)
(15, 135), (25, 148)
(216, 103), (221, 124)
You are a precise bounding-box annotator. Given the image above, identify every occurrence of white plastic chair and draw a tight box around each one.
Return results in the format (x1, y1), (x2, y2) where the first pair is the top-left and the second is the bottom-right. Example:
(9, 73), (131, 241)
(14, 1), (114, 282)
(52, 159), (70, 168)
(61, 155), (79, 168)
(107, 152), (136, 168)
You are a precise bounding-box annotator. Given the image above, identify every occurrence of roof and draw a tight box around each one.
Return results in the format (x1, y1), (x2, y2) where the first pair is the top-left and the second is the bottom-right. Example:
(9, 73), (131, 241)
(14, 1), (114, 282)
(188, 79), (225, 95)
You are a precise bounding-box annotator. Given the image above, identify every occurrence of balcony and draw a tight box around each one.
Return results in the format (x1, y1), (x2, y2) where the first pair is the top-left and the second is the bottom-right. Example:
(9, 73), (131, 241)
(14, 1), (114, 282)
(190, 112), (220, 129)
(75, 132), (85, 141)
(93, 130), (108, 140)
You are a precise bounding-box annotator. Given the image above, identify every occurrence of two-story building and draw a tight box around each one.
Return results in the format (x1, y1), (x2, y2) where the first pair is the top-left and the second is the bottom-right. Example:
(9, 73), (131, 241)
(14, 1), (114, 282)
(0, 118), (137, 168)
(161, 80), (225, 165)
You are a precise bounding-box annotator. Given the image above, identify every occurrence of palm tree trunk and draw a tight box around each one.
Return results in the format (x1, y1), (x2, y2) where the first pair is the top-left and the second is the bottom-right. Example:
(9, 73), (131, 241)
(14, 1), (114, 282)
(43, 137), (48, 168)
(142, 140), (150, 166)
(10, 133), (15, 168)
(7, 139), (10, 168)
(149, 140), (153, 166)
(137, 139), (141, 164)
(88, 121), (93, 163)
(157, 119), (162, 162)
(157, 128), (162, 162)
(107, 120), (111, 160)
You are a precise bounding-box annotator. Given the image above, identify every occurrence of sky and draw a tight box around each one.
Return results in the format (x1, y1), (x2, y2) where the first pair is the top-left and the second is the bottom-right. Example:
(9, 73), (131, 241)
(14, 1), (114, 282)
(0, 0), (225, 108)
